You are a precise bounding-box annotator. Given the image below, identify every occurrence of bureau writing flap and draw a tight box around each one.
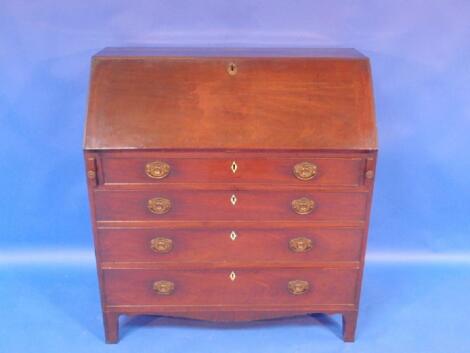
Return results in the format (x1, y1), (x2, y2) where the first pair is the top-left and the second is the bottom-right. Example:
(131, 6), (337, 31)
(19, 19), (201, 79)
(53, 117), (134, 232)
(84, 47), (377, 151)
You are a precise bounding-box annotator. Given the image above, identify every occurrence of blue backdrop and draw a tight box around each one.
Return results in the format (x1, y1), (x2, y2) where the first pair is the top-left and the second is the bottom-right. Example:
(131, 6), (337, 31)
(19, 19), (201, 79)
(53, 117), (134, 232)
(1, 2), (470, 352)
(1, 1), (469, 254)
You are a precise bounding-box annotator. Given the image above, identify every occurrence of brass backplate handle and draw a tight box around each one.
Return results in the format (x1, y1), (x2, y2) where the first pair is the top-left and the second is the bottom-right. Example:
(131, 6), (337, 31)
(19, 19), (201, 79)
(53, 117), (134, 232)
(291, 197), (315, 215)
(150, 237), (173, 253)
(293, 162), (317, 181)
(289, 237), (313, 252)
(288, 280), (310, 295)
(145, 161), (171, 179)
(153, 280), (175, 295)
(148, 197), (171, 214)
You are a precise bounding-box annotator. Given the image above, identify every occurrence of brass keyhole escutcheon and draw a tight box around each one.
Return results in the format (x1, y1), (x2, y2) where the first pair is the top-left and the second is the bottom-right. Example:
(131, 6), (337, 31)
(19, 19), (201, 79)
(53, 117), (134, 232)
(227, 62), (237, 75)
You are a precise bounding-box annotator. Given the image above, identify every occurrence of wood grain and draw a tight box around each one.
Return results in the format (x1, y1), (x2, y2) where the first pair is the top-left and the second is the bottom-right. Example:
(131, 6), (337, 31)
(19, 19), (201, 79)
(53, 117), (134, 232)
(97, 227), (363, 264)
(84, 48), (376, 151)
(83, 47), (378, 343)
(100, 152), (365, 186)
(103, 268), (358, 306)
(94, 189), (369, 221)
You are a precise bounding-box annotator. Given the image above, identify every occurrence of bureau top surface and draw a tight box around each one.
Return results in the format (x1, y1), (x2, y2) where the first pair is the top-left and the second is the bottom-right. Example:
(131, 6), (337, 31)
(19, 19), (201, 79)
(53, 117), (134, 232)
(84, 47), (377, 151)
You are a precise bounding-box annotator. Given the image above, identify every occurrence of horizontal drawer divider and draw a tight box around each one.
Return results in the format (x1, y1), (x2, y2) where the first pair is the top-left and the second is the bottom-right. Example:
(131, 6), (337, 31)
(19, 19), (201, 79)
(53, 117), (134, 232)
(100, 261), (362, 270)
(95, 183), (370, 192)
(98, 150), (374, 158)
(96, 220), (366, 228)
(106, 304), (356, 311)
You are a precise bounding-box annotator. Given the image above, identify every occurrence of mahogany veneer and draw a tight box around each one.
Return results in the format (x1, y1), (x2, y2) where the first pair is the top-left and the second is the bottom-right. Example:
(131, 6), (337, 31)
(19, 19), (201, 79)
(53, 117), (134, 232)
(103, 268), (359, 306)
(84, 47), (377, 343)
(98, 227), (364, 264)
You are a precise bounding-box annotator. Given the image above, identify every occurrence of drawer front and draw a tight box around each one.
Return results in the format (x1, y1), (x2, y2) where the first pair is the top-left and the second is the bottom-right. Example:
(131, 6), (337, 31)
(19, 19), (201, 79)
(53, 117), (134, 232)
(98, 228), (363, 263)
(101, 155), (364, 187)
(104, 268), (358, 306)
(94, 190), (368, 221)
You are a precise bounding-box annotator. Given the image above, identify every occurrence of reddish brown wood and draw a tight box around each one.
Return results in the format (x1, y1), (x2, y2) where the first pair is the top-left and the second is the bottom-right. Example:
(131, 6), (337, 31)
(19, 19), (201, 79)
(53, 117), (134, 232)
(93, 189), (368, 221)
(98, 227), (363, 264)
(84, 152), (113, 344)
(100, 152), (364, 187)
(96, 219), (366, 229)
(352, 151), (377, 322)
(103, 311), (119, 344)
(103, 268), (358, 306)
(84, 48), (376, 151)
(83, 47), (377, 343)
(342, 311), (358, 342)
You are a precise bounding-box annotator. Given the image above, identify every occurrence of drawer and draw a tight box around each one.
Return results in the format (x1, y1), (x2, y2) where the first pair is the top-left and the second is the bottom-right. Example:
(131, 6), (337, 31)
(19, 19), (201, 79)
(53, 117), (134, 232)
(100, 154), (364, 187)
(103, 268), (358, 306)
(98, 227), (363, 263)
(94, 189), (368, 221)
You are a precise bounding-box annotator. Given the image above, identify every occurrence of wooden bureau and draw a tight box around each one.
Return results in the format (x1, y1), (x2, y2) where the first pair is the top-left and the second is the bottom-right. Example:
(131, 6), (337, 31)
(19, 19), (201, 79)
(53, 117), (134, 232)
(83, 47), (377, 343)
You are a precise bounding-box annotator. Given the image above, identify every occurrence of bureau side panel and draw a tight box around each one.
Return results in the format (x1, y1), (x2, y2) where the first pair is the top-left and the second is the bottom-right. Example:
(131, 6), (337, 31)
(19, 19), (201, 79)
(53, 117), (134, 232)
(83, 152), (107, 314)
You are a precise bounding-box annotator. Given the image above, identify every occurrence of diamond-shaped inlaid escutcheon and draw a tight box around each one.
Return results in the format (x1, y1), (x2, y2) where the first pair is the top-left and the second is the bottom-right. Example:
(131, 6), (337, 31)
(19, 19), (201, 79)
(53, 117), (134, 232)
(230, 194), (237, 206)
(231, 161), (238, 173)
(230, 231), (237, 241)
(229, 271), (236, 281)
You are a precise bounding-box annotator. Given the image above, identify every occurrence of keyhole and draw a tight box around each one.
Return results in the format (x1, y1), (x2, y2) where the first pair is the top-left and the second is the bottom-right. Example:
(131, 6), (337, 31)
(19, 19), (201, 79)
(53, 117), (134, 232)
(227, 62), (237, 76)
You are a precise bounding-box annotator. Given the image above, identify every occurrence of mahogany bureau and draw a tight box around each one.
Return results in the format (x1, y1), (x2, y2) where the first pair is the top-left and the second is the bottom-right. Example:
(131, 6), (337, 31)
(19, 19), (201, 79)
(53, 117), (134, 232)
(83, 47), (377, 343)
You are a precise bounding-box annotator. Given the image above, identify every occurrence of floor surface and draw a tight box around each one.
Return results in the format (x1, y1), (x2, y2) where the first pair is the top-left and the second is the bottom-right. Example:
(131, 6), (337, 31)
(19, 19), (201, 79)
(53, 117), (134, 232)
(0, 262), (468, 353)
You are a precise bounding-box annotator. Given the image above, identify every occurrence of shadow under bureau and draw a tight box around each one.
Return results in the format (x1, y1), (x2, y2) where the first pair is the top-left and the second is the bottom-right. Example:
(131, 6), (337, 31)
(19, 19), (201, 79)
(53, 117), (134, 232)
(83, 47), (377, 343)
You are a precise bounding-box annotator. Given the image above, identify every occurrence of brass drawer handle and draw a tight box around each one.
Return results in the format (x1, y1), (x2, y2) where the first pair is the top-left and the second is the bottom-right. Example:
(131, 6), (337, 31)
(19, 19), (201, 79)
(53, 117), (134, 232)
(153, 280), (175, 295)
(293, 162), (317, 180)
(145, 161), (170, 179)
(150, 237), (173, 253)
(289, 237), (313, 252)
(288, 280), (310, 295)
(148, 197), (171, 214)
(291, 197), (315, 215)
